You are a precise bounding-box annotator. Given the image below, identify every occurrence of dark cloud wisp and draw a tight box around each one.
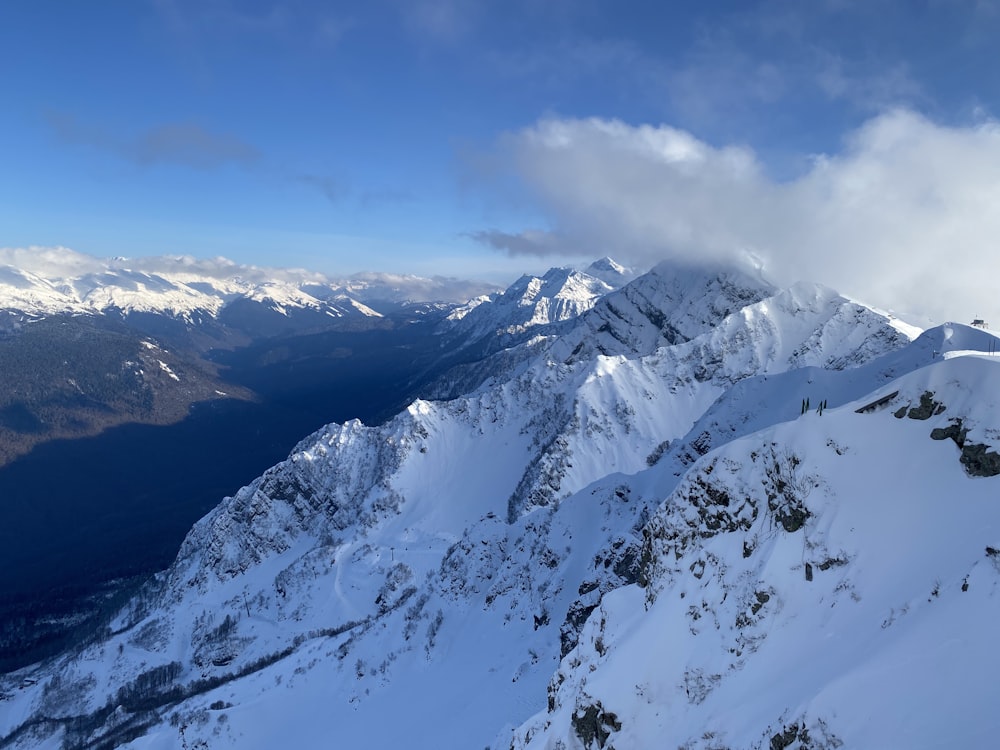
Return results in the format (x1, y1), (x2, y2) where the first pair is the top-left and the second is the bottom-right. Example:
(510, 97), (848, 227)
(46, 113), (259, 170)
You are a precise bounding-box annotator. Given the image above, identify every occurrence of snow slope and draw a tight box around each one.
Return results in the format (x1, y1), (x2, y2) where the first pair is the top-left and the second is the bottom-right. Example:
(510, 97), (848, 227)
(511, 351), (1000, 749)
(5, 264), (973, 750)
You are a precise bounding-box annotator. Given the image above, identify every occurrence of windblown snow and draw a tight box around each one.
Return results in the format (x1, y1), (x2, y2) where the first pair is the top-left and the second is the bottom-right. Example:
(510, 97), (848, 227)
(3, 260), (999, 750)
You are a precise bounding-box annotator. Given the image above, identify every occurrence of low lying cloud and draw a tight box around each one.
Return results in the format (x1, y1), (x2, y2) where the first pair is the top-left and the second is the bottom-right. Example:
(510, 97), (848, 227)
(0, 247), (326, 285)
(0, 249), (501, 304)
(116, 254), (331, 284)
(344, 271), (500, 303)
(477, 110), (1000, 321)
(0, 247), (106, 278)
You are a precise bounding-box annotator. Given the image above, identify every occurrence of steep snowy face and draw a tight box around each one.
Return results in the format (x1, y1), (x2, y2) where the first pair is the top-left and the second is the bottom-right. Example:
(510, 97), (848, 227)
(548, 277), (911, 380)
(428, 263), (802, 402)
(184, 269), (915, 577)
(675, 281), (916, 376)
(508, 352), (1000, 750)
(552, 262), (776, 362)
(501, 279), (915, 521)
(0, 266), (932, 750)
(196, 299), (895, 568)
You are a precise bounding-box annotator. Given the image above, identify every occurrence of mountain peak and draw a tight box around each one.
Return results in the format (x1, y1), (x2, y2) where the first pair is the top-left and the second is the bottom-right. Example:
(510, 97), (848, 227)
(443, 264), (614, 345)
(585, 256), (635, 287)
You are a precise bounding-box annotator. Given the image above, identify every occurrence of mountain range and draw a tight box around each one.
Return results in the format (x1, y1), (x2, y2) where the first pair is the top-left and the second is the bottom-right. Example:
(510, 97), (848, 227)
(0, 250), (501, 461)
(0, 252), (630, 464)
(1, 252), (998, 749)
(0, 251), (633, 673)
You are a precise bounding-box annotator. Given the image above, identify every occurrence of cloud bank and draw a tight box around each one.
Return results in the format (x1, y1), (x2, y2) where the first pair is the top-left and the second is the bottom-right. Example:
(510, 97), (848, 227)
(477, 109), (1000, 322)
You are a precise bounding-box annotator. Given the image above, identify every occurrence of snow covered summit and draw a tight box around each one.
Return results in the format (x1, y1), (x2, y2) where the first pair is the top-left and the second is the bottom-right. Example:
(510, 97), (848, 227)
(584, 256), (636, 287)
(443, 264), (617, 346)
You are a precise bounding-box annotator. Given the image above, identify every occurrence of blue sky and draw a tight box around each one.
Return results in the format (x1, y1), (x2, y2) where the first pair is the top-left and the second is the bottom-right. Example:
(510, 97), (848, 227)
(2, 1), (1000, 317)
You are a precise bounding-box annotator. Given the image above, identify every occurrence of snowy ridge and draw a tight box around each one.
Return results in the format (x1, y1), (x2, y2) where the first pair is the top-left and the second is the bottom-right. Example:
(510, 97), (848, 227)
(0, 248), (498, 322)
(553, 261), (776, 362)
(202, 274), (909, 555)
(444, 265), (615, 346)
(0, 263), (378, 322)
(2, 264), (964, 750)
(512, 350), (1000, 749)
(425, 262), (781, 401)
(426, 264), (622, 395)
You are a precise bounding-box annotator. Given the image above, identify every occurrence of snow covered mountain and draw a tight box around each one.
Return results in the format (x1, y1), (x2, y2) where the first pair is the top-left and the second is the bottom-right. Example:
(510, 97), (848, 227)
(0, 258), (361, 323)
(513, 328), (1000, 750)
(0, 247), (498, 327)
(583, 256), (637, 288)
(0, 249), (500, 465)
(443, 264), (618, 348)
(402, 262), (615, 403)
(424, 258), (637, 399)
(6, 261), (998, 750)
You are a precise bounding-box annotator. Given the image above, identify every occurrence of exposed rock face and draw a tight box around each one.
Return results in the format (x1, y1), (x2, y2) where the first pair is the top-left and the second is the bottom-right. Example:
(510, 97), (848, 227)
(896, 392), (1000, 477)
(571, 702), (622, 749)
(930, 417), (1000, 477)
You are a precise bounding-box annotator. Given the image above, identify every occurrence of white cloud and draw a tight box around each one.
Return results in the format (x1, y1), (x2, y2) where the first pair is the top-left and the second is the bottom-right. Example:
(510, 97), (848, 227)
(0, 247), (326, 285)
(0, 247), (107, 277)
(478, 110), (1000, 322)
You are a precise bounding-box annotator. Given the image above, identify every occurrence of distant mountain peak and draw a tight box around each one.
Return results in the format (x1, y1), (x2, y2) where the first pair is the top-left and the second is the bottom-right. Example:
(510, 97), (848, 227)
(584, 256), (634, 285)
(443, 264), (615, 348)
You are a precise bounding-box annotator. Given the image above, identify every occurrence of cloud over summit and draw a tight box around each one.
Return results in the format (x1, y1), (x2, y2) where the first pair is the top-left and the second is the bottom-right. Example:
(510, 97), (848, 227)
(476, 109), (1000, 322)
